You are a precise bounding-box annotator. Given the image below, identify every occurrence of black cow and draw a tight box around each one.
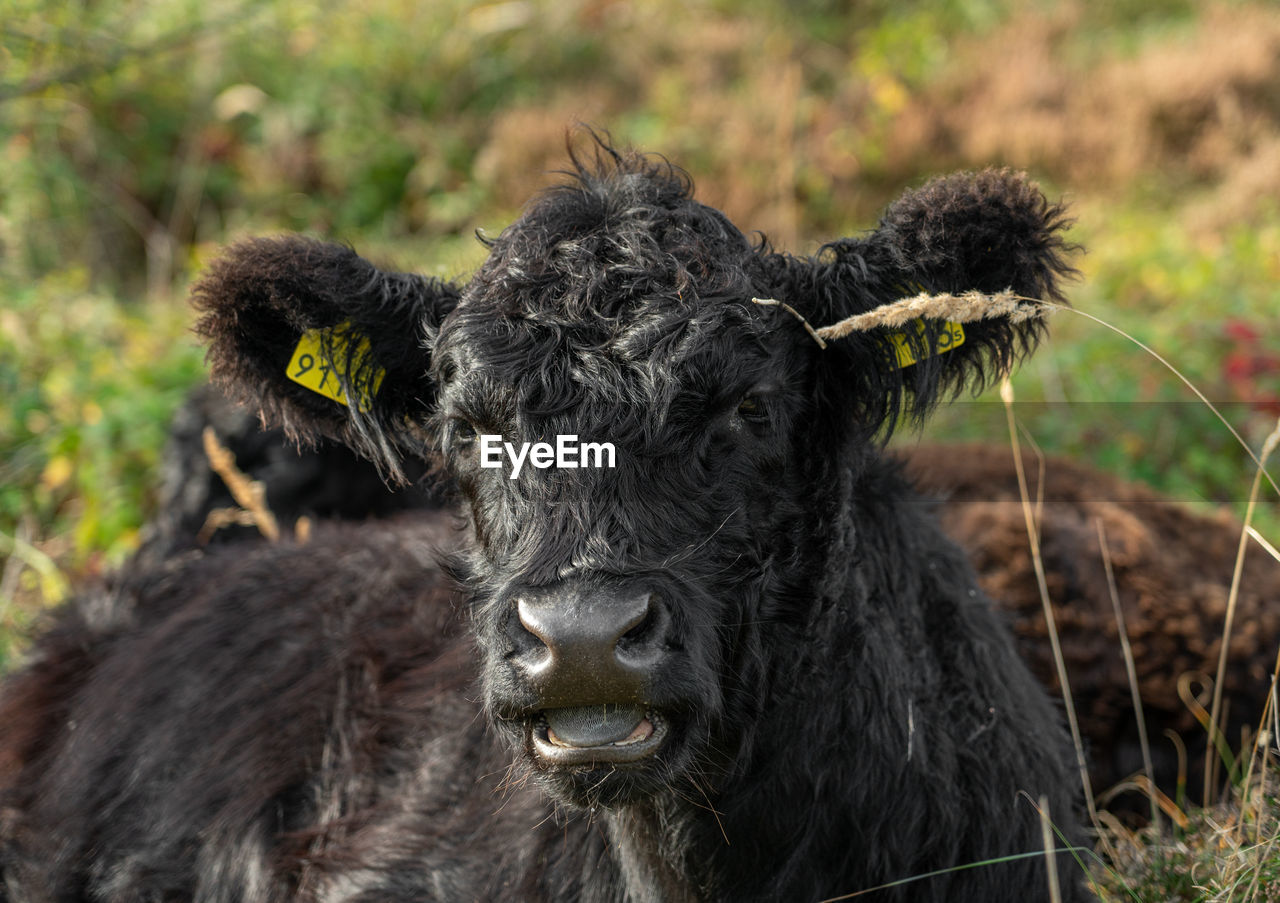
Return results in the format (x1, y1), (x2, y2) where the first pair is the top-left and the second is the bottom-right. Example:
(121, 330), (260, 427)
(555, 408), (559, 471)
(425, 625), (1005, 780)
(0, 137), (1089, 901)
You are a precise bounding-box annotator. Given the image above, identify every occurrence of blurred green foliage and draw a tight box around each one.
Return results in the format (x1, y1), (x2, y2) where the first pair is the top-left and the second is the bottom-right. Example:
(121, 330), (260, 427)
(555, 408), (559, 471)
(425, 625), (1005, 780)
(2, 0), (619, 294)
(0, 271), (204, 562)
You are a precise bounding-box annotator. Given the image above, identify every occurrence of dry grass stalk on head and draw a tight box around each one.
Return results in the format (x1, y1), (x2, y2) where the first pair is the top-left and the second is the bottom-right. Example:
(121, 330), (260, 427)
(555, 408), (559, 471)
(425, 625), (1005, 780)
(814, 289), (1047, 342)
(753, 289), (1049, 350)
(200, 426), (280, 544)
(751, 297), (828, 348)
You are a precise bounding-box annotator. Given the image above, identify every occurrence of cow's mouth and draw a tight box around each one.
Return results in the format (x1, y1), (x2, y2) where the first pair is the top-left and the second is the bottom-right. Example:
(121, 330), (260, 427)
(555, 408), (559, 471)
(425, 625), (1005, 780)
(531, 704), (667, 765)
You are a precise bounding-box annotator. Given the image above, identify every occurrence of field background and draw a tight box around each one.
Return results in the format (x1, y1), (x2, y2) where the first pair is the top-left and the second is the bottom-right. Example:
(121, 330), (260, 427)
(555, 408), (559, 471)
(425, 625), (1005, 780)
(3, 1), (1280, 897)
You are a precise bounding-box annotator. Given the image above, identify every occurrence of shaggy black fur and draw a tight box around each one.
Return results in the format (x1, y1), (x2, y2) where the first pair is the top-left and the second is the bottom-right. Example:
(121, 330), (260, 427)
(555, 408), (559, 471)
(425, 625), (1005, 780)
(1, 136), (1089, 901)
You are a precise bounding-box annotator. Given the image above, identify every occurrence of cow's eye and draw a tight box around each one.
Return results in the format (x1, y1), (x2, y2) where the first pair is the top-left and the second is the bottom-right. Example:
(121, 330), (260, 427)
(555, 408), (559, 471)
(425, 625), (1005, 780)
(451, 418), (478, 444)
(736, 394), (768, 423)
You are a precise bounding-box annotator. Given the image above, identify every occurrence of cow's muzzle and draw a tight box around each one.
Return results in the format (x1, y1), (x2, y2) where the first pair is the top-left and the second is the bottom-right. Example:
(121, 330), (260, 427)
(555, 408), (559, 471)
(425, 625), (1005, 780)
(507, 581), (672, 764)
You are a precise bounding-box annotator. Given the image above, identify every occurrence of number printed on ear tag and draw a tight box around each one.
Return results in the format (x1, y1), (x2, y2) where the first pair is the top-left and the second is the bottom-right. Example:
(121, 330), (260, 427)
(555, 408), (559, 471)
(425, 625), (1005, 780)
(888, 320), (966, 370)
(286, 323), (386, 410)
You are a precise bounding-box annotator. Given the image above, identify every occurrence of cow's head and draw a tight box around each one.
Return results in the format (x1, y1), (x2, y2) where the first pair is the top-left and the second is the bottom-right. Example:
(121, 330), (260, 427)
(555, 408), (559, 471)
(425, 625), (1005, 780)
(194, 136), (1074, 809)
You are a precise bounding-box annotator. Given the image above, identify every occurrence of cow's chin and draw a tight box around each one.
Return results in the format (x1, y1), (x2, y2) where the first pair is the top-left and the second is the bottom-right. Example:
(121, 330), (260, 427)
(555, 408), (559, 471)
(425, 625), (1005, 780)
(509, 708), (683, 809)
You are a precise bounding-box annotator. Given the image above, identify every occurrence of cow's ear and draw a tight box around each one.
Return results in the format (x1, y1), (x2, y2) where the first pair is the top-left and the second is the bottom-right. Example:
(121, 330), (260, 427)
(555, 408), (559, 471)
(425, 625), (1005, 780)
(192, 236), (460, 482)
(764, 169), (1077, 435)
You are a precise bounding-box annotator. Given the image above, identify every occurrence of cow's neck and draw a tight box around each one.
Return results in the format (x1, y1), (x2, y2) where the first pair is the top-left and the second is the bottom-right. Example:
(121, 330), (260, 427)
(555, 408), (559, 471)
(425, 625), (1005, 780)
(604, 804), (705, 903)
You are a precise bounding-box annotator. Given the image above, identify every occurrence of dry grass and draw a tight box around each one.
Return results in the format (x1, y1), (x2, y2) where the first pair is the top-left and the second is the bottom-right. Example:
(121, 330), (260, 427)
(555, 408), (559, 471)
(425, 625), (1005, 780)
(1096, 784), (1280, 901)
(985, 302), (1280, 899)
(198, 426), (280, 544)
(1096, 517), (1162, 829)
(1204, 421), (1280, 803)
(891, 2), (1280, 234)
(814, 289), (1046, 340)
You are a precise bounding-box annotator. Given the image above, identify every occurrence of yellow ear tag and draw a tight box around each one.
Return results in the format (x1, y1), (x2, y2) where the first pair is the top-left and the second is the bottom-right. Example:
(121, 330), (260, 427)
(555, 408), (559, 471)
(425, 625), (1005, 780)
(888, 320), (966, 369)
(285, 322), (386, 410)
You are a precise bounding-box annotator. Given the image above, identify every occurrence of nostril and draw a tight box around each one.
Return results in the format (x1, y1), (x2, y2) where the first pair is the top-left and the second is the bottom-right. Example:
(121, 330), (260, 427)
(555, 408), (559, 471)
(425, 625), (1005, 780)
(514, 597), (552, 650)
(619, 595), (657, 644)
(619, 594), (669, 655)
(620, 616), (650, 644)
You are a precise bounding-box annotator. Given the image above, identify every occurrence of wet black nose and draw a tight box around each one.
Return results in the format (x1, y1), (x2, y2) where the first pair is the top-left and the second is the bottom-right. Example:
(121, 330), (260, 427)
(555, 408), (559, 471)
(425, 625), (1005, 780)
(511, 583), (668, 708)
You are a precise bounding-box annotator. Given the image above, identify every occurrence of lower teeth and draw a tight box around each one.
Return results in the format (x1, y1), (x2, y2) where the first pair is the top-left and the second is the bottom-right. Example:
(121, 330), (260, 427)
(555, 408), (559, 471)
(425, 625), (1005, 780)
(615, 718), (653, 745)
